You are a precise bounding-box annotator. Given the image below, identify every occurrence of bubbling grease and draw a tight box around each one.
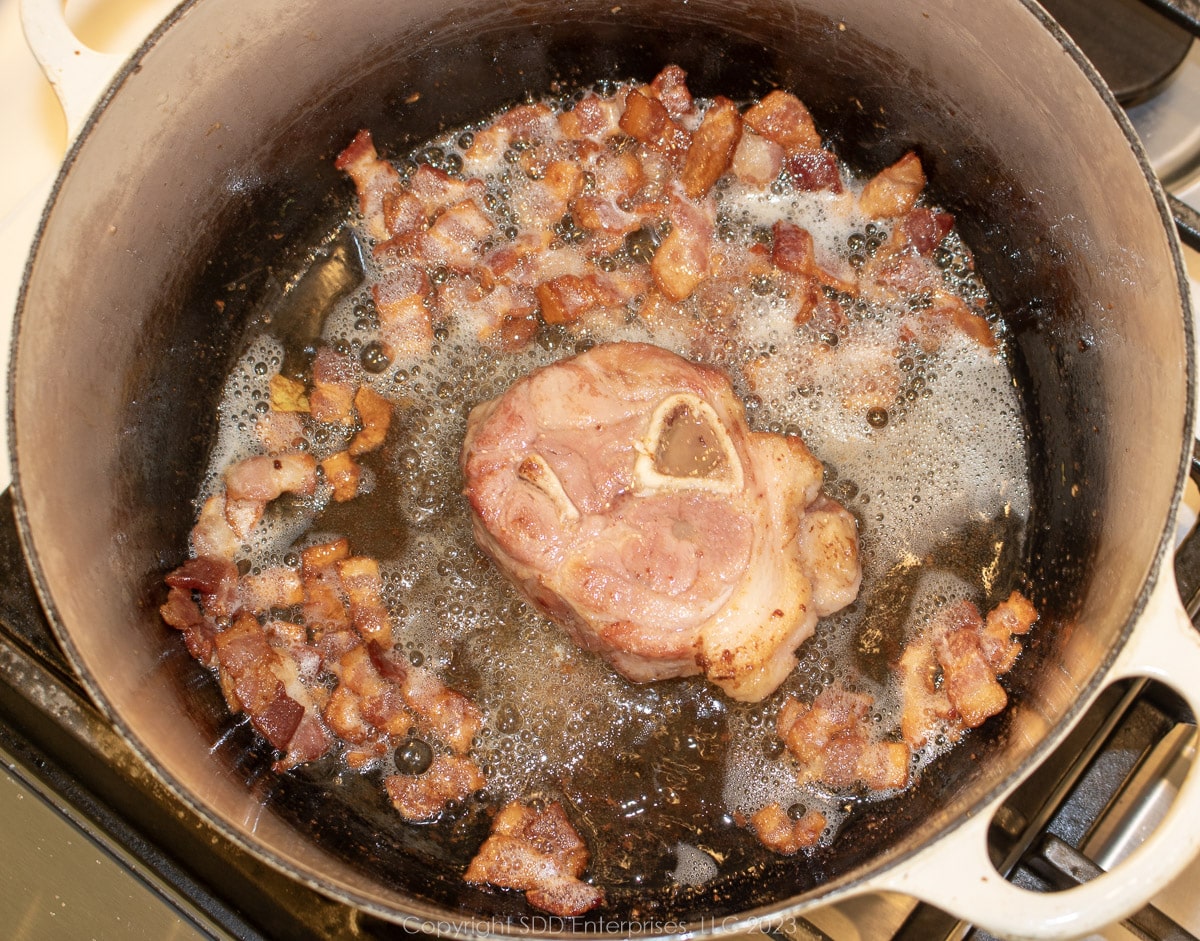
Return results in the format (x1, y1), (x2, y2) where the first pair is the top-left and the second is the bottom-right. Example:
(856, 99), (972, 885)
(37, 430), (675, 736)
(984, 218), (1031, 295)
(200, 80), (1031, 880)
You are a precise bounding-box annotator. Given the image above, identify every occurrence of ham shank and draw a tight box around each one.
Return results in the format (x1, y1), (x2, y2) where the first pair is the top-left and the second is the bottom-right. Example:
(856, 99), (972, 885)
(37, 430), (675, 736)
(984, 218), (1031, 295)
(460, 341), (860, 701)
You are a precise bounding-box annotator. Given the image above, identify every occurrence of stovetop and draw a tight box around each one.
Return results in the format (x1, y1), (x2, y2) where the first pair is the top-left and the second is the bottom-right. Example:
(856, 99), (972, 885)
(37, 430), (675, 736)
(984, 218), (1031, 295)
(2, 1), (1200, 939)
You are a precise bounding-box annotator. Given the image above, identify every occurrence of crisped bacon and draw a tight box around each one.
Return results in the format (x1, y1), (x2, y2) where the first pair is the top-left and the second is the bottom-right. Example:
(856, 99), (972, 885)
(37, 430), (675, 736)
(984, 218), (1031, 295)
(190, 494), (240, 562)
(777, 686), (910, 791)
(385, 754), (485, 822)
(743, 90), (822, 153)
(898, 593), (1038, 748)
(214, 613), (305, 751)
(336, 556), (391, 646)
(651, 190), (713, 301)
(859, 151), (926, 219)
(335, 129), (402, 241)
(619, 89), (691, 165)
(682, 96), (742, 199)
(731, 129), (784, 187)
(159, 586), (217, 666)
(321, 451), (363, 503)
(238, 566), (304, 613)
(647, 63), (694, 119)
(784, 147), (843, 193)
(348, 385), (392, 456)
(465, 800), (604, 917)
(310, 346), (358, 425)
(558, 93), (623, 141)
(166, 556), (240, 618)
(224, 453), (319, 503)
(368, 642), (482, 756)
(747, 803), (827, 855)
(373, 265), (434, 359)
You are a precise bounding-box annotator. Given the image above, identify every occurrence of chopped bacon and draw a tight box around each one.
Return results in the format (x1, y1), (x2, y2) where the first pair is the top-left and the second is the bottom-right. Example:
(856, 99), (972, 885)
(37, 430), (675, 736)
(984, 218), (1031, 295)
(520, 158), (586, 231)
(348, 386), (392, 456)
(897, 207), (955, 255)
(225, 453), (318, 503)
(859, 151), (926, 219)
(332, 644), (413, 739)
(159, 586), (218, 666)
(321, 451), (363, 503)
(373, 266), (434, 359)
(777, 686), (910, 791)
(898, 593), (1038, 748)
(385, 754), (485, 822)
(420, 199), (495, 271)
(382, 188), (424, 239)
(742, 90), (823, 153)
(335, 129), (402, 241)
(682, 96), (743, 199)
(646, 64), (694, 119)
(254, 410), (305, 454)
(651, 191), (713, 302)
(369, 642), (481, 756)
(785, 147), (843, 193)
(619, 89), (691, 166)
(558, 94), (623, 141)
(214, 613), (305, 751)
(748, 802), (827, 855)
(301, 539), (352, 636)
(310, 346), (357, 425)
(190, 493), (240, 562)
(904, 293), (997, 353)
(336, 556), (392, 646)
(465, 800), (604, 916)
(166, 556), (240, 618)
(730, 129), (784, 187)
(407, 165), (489, 219)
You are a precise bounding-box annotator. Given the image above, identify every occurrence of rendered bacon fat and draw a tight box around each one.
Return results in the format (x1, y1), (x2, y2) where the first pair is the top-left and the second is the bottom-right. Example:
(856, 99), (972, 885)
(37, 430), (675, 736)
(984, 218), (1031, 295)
(461, 341), (861, 702)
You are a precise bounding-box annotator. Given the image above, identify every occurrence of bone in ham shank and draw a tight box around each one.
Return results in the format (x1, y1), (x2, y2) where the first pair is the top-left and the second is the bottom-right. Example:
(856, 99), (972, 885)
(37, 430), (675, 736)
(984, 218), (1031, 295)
(461, 341), (861, 702)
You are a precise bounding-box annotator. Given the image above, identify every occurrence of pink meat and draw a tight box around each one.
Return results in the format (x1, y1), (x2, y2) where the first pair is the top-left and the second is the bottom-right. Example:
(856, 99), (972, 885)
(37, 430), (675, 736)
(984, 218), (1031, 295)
(461, 342), (861, 701)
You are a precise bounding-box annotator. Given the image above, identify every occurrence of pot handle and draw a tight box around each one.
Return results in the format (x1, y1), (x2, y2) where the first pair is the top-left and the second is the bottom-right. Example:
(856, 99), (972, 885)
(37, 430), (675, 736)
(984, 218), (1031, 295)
(861, 568), (1200, 941)
(18, 0), (126, 142)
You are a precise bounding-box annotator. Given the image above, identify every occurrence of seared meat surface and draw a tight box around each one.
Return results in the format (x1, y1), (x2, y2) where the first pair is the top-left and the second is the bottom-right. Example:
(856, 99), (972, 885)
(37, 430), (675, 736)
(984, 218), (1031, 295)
(461, 341), (860, 701)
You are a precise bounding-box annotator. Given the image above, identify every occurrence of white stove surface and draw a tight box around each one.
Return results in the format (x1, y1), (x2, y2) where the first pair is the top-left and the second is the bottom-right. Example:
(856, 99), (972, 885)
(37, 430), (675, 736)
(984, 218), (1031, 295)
(0, 3), (1198, 940)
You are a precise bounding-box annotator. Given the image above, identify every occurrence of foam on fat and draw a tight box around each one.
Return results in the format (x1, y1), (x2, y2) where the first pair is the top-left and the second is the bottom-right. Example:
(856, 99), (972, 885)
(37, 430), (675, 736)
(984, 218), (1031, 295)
(198, 79), (1033, 865)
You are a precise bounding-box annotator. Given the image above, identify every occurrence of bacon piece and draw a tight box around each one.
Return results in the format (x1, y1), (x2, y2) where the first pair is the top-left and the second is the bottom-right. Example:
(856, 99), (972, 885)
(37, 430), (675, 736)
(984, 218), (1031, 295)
(859, 151), (925, 219)
(225, 453), (319, 502)
(336, 557), (392, 647)
(558, 94), (623, 141)
(651, 191), (713, 302)
(310, 346), (357, 425)
(897, 207), (955, 255)
(238, 566), (304, 613)
(321, 451), (363, 503)
(981, 591), (1038, 673)
(730, 129), (784, 188)
(263, 619), (322, 684)
(619, 89), (691, 166)
(748, 803), (827, 855)
(385, 754), (485, 822)
(777, 686), (910, 791)
(647, 64), (694, 119)
(898, 594), (1038, 748)
(214, 613), (305, 751)
(348, 386), (392, 456)
(420, 199), (495, 271)
(904, 293), (997, 353)
(166, 556), (240, 618)
(301, 539), (352, 636)
(190, 494), (240, 562)
(407, 165), (488, 219)
(160, 586), (218, 666)
(519, 158), (585, 231)
(368, 642), (481, 755)
(682, 97), (743, 199)
(335, 129), (402, 241)
(374, 266), (433, 359)
(332, 644), (413, 739)
(465, 800), (604, 917)
(743, 90), (822, 153)
(785, 147), (843, 193)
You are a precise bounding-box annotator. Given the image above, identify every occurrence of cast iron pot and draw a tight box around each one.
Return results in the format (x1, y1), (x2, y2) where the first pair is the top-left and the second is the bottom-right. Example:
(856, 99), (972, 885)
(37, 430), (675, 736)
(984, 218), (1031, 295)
(12, 0), (1200, 937)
